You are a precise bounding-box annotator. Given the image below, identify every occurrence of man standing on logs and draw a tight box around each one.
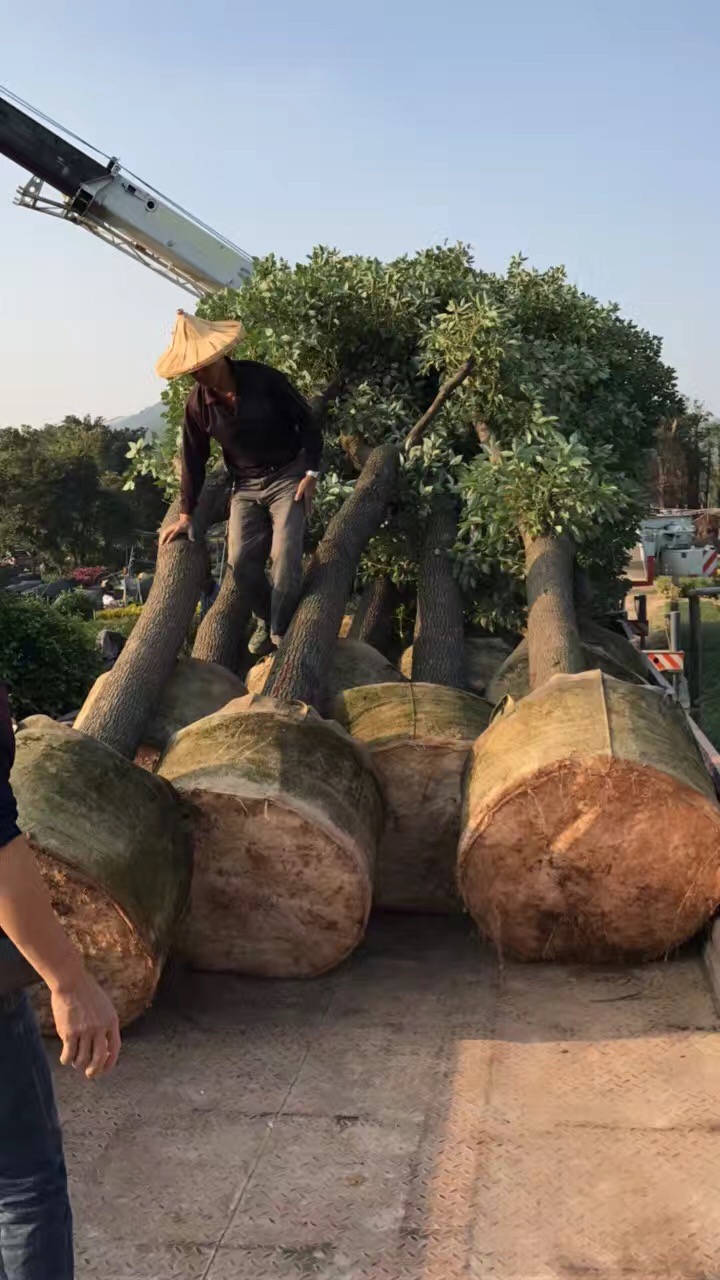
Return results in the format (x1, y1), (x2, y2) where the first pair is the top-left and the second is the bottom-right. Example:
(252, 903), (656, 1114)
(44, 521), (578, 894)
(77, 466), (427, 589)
(157, 311), (322, 653)
(0, 685), (120, 1280)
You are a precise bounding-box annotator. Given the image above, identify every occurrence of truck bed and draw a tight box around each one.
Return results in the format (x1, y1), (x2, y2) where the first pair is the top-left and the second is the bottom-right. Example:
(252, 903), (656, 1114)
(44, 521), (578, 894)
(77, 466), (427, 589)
(56, 913), (720, 1280)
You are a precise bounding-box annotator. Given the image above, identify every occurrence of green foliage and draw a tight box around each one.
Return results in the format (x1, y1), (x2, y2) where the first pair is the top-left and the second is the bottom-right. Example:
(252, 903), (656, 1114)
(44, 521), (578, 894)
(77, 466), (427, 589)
(0, 592), (101, 719)
(95, 604), (144, 621)
(126, 243), (477, 504)
(93, 603), (144, 638)
(455, 426), (631, 604)
(129, 246), (679, 630)
(0, 415), (166, 571)
(53, 590), (96, 621)
(424, 256), (679, 477)
(655, 576), (675, 598)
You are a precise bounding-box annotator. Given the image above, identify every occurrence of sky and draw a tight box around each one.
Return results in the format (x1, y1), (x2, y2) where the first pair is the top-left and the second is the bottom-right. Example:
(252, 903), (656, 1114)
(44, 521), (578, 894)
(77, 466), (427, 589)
(0, 0), (719, 426)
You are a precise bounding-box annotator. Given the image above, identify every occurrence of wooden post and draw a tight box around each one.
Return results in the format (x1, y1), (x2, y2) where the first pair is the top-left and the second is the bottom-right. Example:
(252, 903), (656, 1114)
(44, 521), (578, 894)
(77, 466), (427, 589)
(688, 592), (702, 724)
(634, 594), (647, 649)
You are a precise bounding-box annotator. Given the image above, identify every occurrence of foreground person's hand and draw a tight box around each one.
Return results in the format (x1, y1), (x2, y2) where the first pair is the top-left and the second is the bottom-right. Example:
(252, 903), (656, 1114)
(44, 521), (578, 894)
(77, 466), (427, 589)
(51, 968), (121, 1079)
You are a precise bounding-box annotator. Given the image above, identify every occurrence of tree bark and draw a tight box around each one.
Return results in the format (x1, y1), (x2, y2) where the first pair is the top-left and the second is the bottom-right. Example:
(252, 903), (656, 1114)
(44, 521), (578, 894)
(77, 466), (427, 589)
(573, 564), (594, 622)
(348, 578), (400, 656)
(192, 566), (252, 673)
(77, 466), (231, 758)
(263, 445), (400, 709)
(412, 500), (465, 687)
(522, 531), (585, 691)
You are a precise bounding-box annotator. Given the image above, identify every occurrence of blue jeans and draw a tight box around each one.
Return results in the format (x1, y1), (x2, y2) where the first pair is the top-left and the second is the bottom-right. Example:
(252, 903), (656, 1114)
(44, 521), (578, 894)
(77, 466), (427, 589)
(0, 993), (73, 1280)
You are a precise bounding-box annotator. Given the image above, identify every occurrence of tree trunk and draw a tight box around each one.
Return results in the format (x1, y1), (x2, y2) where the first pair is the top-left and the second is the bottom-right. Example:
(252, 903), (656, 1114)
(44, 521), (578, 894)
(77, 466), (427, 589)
(192, 566), (252, 674)
(573, 565), (594, 622)
(412, 500), (465, 687)
(348, 578), (400, 655)
(77, 466), (231, 758)
(263, 444), (400, 709)
(523, 531), (584, 691)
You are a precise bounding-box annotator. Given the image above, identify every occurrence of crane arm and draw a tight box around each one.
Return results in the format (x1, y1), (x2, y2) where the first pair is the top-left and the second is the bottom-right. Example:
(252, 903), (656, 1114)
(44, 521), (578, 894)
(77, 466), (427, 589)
(0, 90), (253, 297)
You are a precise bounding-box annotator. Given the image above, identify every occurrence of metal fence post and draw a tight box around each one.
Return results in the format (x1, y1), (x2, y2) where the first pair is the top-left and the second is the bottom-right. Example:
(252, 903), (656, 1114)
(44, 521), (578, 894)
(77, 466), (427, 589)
(669, 600), (681, 653)
(688, 592), (702, 724)
(634, 594), (647, 648)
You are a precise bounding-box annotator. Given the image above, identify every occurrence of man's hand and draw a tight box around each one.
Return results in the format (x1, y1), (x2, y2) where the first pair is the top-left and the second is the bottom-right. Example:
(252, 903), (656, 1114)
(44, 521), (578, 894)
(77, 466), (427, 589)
(294, 474), (318, 515)
(159, 513), (193, 546)
(50, 967), (121, 1080)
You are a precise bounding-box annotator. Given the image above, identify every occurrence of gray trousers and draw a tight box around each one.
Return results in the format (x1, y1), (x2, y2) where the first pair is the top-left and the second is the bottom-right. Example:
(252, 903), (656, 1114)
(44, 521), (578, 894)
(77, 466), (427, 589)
(227, 458), (306, 639)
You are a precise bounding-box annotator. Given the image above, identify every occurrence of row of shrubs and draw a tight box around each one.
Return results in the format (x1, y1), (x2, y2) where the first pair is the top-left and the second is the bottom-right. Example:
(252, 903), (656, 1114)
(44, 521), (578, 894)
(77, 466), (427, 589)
(655, 576), (717, 600)
(2, 592), (204, 721)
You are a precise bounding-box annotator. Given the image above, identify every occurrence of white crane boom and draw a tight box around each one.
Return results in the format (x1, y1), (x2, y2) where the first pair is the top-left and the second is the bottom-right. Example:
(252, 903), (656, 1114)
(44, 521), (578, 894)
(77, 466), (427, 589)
(0, 87), (253, 297)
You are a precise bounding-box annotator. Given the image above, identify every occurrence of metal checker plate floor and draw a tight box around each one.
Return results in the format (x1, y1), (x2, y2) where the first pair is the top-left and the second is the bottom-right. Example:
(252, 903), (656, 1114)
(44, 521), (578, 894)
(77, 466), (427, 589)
(53, 915), (720, 1280)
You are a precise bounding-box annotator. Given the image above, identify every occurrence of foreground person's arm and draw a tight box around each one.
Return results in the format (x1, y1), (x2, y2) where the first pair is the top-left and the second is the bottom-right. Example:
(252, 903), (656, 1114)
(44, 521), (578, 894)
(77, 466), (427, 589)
(0, 832), (121, 1078)
(0, 687), (120, 1078)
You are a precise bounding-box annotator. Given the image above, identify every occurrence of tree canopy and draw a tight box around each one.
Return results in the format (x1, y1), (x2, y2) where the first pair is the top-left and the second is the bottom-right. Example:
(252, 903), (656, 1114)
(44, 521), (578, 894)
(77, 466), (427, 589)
(131, 245), (681, 629)
(0, 415), (165, 571)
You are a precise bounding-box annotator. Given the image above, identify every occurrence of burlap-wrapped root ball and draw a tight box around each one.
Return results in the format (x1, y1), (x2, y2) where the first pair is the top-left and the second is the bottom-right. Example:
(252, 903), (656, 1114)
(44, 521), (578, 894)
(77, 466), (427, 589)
(458, 670), (720, 962)
(11, 718), (191, 1030)
(159, 695), (384, 976)
(335, 682), (492, 913)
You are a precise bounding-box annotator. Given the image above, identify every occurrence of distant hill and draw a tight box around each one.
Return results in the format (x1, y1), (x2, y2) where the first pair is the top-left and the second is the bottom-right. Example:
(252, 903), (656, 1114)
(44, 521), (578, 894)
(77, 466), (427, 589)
(109, 402), (166, 437)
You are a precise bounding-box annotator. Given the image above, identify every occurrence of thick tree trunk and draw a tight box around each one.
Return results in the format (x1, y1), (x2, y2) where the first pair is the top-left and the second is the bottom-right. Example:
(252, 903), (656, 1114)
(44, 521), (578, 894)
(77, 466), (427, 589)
(573, 565), (594, 621)
(76, 657), (247, 769)
(192, 566), (252, 673)
(77, 466), (231, 758)
(412, 500), (465, 687)
(523, 531), (585, 691)
(248, 637), (404, 701)
(263, 444), (400, 709)
(348, 578), (400, 655)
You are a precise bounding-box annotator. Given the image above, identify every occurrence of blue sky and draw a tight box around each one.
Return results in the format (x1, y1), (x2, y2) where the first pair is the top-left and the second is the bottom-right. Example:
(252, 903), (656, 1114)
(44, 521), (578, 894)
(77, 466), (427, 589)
(1, 0), (718, 425)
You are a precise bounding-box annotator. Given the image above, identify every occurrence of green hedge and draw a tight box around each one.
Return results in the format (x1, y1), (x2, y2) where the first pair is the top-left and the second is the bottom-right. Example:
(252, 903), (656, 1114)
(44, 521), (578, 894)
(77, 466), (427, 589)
(0, 592), (101, 720)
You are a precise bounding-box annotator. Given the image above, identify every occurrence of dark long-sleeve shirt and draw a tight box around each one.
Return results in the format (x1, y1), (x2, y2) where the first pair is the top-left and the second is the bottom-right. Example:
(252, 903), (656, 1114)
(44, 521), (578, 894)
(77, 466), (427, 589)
(0, 687), (19, 854)
(0, 685), (27, 987)
(180, 360), (322, 516)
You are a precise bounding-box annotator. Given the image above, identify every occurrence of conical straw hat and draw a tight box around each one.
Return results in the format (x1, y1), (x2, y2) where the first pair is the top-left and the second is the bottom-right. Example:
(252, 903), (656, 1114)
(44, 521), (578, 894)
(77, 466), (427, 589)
(155, 310), (245, 379)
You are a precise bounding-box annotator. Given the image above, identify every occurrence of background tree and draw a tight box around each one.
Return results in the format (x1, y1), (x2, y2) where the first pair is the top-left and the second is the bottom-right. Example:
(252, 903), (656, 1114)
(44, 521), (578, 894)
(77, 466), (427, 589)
(649, 401), (720, 510)
(0, 415), (165, 570)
